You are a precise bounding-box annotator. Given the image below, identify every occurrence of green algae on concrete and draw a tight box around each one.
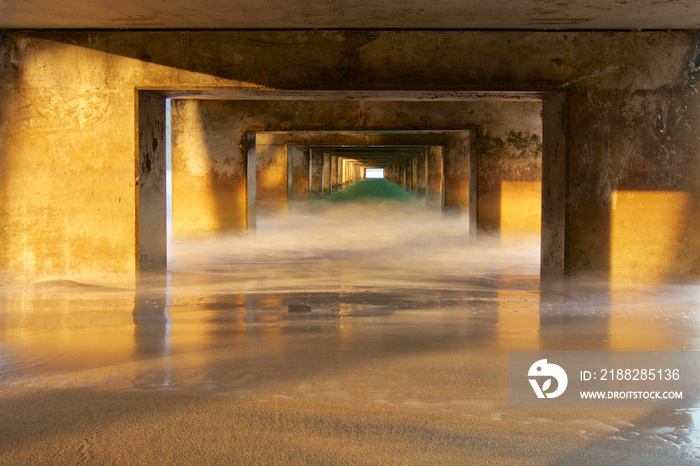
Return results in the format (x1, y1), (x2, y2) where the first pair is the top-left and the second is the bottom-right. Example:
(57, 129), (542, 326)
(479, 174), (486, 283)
(325, 179), (417, 203)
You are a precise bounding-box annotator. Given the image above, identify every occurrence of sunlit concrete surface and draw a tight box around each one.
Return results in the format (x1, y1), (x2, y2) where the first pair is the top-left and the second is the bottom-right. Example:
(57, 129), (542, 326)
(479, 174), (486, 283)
(479, 181), (542, 240)
(611, 190), (693, 282)
(2, 0), (700, 29)
(1, 202), (699, 464)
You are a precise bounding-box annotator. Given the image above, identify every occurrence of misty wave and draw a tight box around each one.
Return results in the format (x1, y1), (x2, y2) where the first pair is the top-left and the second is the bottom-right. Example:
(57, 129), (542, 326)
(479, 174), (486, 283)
(168, 201), (541, 293)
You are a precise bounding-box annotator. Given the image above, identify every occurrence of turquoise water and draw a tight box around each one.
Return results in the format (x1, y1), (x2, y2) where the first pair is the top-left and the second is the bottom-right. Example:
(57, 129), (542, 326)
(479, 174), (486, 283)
(324, 179), (417, 203)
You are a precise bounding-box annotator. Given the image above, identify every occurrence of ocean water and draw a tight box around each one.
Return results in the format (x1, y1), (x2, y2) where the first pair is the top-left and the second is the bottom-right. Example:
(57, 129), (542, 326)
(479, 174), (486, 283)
(0, 200), (698, 463)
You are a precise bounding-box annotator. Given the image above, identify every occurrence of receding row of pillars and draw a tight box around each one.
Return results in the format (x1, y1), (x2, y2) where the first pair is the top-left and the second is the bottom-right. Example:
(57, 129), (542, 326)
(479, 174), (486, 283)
(288, 146), (445, 206)
(138, 104), (566, 280)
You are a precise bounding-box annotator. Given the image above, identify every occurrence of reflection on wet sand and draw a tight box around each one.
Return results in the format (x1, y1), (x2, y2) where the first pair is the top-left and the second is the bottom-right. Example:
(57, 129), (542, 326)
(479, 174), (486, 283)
(0, 203), (698, 463)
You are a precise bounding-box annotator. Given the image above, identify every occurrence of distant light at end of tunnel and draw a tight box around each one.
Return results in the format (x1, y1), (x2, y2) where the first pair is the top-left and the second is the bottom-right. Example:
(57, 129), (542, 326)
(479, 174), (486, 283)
(365, 168), (384, 179)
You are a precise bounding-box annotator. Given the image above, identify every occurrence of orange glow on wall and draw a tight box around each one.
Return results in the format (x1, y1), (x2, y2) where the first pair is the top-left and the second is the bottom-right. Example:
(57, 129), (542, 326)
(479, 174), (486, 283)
(500, 181), (542, 237)
(611, 190), (690, 282)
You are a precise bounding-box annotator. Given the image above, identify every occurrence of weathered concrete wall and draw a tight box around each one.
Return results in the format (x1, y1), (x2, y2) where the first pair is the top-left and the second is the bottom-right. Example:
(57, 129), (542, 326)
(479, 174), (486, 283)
(170, 100), (247, 238)
(0, 30), (698, 284)
(476, 129), (543, 236)
(566, 87), (700, 281)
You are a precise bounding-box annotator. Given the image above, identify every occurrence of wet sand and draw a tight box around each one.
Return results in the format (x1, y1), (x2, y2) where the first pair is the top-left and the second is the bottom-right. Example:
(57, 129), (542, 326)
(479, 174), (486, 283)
(1, 203), (699, 464)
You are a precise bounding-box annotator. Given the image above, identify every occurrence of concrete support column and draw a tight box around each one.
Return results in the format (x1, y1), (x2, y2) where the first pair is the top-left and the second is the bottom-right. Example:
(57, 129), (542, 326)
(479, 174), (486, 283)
(341, 158), (348, 188)
(427, 146), (444, 209)
(255, 136), (289, 215)
(322, 153), (331, 197)
(401, 160), (408, 189)
(469, 140), (478, 239)
(416, 150), (428, 199)
(336, 157), (341, 190)
(288, 145), (310, 207)
(246, 132), (257, 230)
(395, 163), (402, 186)
(310, 149), (324, 200)
(541, 93), (567, 278)
(137, 92), (167, 274)
(340, 159), (345, 187)
(411, 155), (419, 192)
(330, 156), (338, 192)
(170, 101), (248, 239)
(444, 135), (471, 217)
